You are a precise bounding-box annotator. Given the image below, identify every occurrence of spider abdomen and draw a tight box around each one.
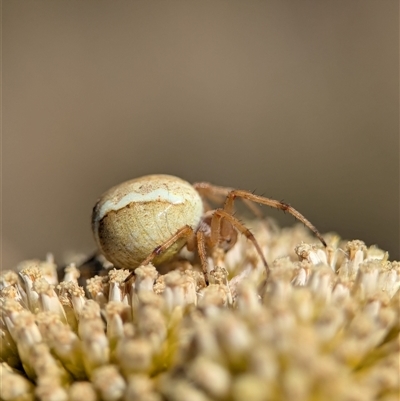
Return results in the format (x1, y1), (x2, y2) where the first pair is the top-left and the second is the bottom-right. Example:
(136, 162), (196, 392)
(92, 174), (204, 269)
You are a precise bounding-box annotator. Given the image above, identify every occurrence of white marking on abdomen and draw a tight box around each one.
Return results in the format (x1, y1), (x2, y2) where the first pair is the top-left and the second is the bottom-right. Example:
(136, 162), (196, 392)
(96, 188), (185, 223)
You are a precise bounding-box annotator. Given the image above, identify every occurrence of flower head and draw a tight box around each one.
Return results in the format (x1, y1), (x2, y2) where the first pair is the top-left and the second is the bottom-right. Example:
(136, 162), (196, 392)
(1, 223), (399, 400)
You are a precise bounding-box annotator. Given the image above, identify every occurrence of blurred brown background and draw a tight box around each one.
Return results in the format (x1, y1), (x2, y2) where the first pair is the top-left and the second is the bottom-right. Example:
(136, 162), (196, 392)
(2, 1), (399, 269)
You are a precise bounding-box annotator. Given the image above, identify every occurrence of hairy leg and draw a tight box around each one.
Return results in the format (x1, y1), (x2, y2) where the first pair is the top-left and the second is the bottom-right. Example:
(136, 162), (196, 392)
(210, 208), (269, 274)
(193, 182), (263, 217)
(223, 190), (327, 247)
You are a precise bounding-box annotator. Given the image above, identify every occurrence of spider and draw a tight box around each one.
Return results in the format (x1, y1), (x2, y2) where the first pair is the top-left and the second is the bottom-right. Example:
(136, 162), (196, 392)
(91, 174), (326, 282)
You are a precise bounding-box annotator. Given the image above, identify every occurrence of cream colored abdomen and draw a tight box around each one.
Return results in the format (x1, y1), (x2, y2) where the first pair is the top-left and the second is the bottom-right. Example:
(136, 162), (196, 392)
(92, 175), (203, 269)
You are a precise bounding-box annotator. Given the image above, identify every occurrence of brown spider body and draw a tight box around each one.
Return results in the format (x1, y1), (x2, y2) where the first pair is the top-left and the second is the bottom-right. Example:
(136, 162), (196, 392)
(91, 174), (326, 278)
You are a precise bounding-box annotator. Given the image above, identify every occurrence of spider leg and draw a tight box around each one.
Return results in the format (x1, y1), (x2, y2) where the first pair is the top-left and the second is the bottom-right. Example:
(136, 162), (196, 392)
(210, 208), (269, 273)
(124, 225), (195, 283)
(223, 190), (327, 247)
(196, 229), (209, 276)
(193, 182), (263, 217)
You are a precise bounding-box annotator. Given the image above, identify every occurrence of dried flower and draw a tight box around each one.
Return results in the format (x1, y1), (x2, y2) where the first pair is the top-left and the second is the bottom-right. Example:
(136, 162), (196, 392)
(1, 223), (399, 401)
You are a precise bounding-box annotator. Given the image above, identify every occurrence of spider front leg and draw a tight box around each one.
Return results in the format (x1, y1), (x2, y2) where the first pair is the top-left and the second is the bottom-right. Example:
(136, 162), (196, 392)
(193, 182), (263, 217)
(223, 190), (327, 247)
